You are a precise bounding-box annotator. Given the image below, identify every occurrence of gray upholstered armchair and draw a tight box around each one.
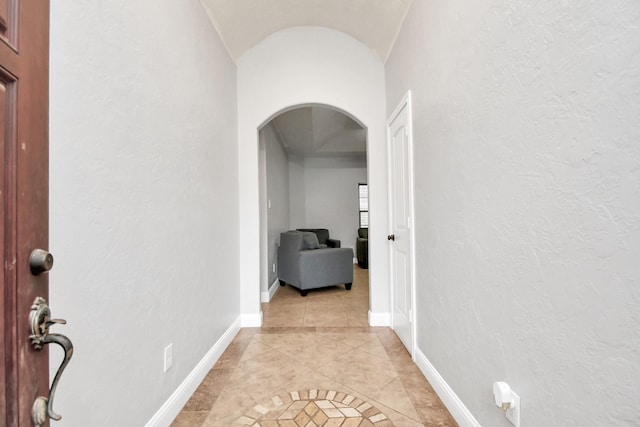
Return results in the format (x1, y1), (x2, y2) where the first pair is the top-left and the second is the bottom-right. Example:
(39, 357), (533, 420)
(278, 230), (353, 296)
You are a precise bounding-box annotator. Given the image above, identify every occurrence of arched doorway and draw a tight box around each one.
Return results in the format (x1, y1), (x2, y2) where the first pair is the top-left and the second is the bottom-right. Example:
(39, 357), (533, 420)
(258, 104), (370, 324)
(236, 27), (389, 327)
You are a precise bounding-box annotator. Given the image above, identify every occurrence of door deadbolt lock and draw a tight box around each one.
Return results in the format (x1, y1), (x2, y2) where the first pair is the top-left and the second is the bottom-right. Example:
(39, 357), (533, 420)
(29, 249), (54, 275)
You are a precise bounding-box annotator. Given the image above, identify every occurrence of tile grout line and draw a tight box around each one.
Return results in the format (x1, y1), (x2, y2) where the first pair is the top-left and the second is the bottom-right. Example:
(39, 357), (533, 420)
(172, 267), (457, 427)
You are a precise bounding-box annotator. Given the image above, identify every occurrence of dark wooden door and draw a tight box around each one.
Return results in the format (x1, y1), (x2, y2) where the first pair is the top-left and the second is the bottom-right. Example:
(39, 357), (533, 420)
(1, 1), (50, 426)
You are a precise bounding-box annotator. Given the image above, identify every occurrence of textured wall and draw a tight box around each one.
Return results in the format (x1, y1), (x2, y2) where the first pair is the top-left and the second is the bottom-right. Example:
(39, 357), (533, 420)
(288, 154), (307, 228)
(386, 0), (640, 426)
(49, 1), (239, 425)
(302, 156), (367, 251)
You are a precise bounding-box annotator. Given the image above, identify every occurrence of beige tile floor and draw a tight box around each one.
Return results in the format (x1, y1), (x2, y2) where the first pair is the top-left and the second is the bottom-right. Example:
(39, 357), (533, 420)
(171, 266), (457, 427)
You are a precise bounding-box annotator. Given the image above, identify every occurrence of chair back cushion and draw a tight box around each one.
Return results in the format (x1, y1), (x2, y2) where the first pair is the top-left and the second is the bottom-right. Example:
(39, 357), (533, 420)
(302, 232), (320, 250)
(358, 228), (369, 239)
(297, 228), (329, 244)
(280, 230), (319, 251)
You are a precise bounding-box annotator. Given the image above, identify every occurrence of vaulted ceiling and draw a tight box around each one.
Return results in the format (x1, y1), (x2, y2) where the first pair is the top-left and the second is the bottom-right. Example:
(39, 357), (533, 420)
(271, 106), (366, 158)
(200, 0), (413, 62)
(201, 0), (413, 158)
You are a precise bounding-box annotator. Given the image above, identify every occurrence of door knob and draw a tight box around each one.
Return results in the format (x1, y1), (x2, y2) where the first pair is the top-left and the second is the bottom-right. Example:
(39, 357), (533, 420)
(29, 249), (54, 275)
(29, 297), (73, 426)
(387, 234), (395, 241)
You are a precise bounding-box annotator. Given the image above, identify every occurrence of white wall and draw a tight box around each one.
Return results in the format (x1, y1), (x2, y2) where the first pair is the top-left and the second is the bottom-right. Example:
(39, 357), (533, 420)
(259, 138), (269, 297)
(288, 154), (306, 227)
(386, 1), (640, 426)
(238, 27), (388, 322)
(49, 1), (239, 425)
(262, 123), (290, 290)
(297, 156), (367, 251)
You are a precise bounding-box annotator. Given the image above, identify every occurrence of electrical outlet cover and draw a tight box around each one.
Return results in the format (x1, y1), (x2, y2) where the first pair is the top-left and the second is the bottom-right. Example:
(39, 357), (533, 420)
(164, 343), (174, 373)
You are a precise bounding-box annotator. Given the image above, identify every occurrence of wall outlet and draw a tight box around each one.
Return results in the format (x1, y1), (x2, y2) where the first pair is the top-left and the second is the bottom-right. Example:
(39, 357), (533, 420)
(164, 343), (173, 373)
(272, 263), (276, 272)
(493, 382), (520, 427)
(506, 391), (520, 427)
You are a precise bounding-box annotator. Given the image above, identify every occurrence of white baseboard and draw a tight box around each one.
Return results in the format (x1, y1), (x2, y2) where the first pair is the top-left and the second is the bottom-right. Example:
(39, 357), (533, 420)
(261, 279), (280, 303)
(368, 310), (390, 326)
(144, 317), (242, 427)
(414, 348), (481, 427)
(241, 311), (263, 327)
(260, 292), (269, 303)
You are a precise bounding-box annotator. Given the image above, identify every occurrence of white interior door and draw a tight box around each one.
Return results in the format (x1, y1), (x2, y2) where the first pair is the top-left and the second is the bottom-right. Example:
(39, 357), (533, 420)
(387, 92), (414, 353)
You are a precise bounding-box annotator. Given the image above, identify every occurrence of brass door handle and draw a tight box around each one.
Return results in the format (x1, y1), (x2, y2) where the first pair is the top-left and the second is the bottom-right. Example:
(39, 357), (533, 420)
(29, 297), (74, 426)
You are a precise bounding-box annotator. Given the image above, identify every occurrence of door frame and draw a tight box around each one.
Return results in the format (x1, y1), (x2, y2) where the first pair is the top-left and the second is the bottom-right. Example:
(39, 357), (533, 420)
(386, 90), (417, 357)
(258, 131), (270, 302)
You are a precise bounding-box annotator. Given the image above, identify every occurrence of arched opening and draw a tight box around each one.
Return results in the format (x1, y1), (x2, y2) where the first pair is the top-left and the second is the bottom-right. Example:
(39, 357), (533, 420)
(258, 103), (370, 324)
(236, 26), (388, 327)
(258, 103), (367, 130)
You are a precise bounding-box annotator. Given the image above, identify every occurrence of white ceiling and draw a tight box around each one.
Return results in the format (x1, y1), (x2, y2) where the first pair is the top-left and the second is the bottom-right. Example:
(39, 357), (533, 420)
(270, 106), (366, 158)
(200, 0), (413, 62)
(201, 0), (412, 158)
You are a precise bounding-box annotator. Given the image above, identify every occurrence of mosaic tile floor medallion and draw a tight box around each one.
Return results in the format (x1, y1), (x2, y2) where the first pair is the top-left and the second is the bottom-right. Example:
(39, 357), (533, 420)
(235, 389), (393, 427)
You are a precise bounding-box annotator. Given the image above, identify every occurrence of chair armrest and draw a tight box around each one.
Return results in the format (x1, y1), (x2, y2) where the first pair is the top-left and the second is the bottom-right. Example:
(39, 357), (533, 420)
(298, 248), (353, 288)
(327, 238), (341, 248)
